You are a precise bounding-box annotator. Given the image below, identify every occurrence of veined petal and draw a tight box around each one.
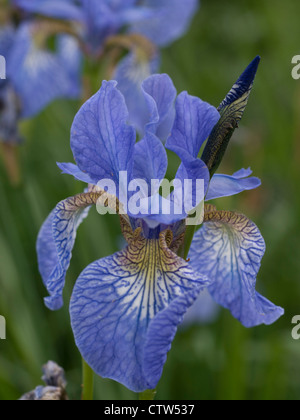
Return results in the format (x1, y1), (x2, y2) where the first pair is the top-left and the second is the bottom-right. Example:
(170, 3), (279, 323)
(133, 131), (168, 190)
(70, 228), (210, 392)
(206, 168), (261, 201)
(37, 191), (105, 310)
(189, 208), (284, 327)
(166, 91), (220, 160)
(143, 287), (201, 388)
(129, 0), (199, 47)
(71, 80), (136, 189)
(173, 157), (210, 215)
(57, 162), (96, 185)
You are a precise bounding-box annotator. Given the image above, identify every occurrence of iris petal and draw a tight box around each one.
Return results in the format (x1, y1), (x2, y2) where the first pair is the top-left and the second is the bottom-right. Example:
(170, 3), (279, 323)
(129, 0), (199, 47)
(14, 0), (83, 21)
(189, 208), (284, 327)
(142, 73), (177, 140)
(70, 228), (210, 392)
(8, 23), (81, 118)
(71, 80), (136, 189)
(173, 157), (209, 215)
(206, 168), (261, 201)
(133, 132), (168, 190)
(166, 91), (220, 160)
(37, 192), (104, 310)
(114, 53), (160, 136)
(57, 162), (96, 185)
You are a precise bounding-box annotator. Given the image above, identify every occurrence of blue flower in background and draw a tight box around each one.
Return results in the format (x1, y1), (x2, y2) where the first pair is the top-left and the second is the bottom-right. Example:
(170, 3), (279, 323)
(14, 0), (199, 54)
(0, 17), (81, 143)
(11, 0), (200, 140)
(37, 58), (284, 392)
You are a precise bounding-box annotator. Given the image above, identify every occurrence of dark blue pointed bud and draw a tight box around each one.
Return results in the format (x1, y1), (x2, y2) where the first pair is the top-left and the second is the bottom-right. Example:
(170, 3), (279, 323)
(201, 56), (260, 177)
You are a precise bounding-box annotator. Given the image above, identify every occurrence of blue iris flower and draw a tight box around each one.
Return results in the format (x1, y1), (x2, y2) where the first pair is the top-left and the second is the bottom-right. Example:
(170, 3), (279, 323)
(37, 58), (284, 392)
(0, 16), (81, 143)
(14, 0), (199, 54)
(13, 1), (199, 138)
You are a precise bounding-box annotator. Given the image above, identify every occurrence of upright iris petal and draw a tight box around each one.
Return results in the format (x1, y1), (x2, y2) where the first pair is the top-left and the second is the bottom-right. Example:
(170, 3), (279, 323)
(133, 131), (168, 189)
(189, 206), (284, 327)
(70, 81), (136, 188)
(114, 52), (160, 137)
(166, 91), (220, 160)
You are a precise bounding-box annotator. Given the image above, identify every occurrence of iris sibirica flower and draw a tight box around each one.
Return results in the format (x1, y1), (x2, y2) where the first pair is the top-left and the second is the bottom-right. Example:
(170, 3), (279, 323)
(13, 1), (199, 137)
(0, 4), (81, 144)
(14, 0), (199, 55)
(37, 58), (284, 392)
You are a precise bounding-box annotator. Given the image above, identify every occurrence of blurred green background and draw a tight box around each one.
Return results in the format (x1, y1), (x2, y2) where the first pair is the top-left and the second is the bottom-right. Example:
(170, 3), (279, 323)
(1, 0), (300, 400)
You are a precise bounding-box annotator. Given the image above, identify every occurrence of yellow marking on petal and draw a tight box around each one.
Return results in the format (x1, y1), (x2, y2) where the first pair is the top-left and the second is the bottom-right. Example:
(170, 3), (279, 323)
(204, 207), (253, 234)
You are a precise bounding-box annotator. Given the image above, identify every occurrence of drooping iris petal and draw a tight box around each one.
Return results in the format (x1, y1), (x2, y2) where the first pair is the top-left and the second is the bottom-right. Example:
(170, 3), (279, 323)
(143, 287), (201, 388)
(7, 23), (81, 118)
(13, 0), (83, 21)
(206, 168), (261, 201)
(114, 52), (160, 136)
(37, 192), (104, 310)
(129, 0), (199, 47)
(166, 91), (220, 160)
(57, 162), (96, 185)
(189, 209), (284, 327)
(71, 80), (136, 189)
(70, 228), (210, 392)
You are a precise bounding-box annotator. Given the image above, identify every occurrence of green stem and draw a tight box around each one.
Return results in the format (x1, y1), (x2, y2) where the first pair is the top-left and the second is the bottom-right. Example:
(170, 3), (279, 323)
(82, 359), (94, 401)
(183, 224), (197, 260)
(139, 389), (157, 400)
